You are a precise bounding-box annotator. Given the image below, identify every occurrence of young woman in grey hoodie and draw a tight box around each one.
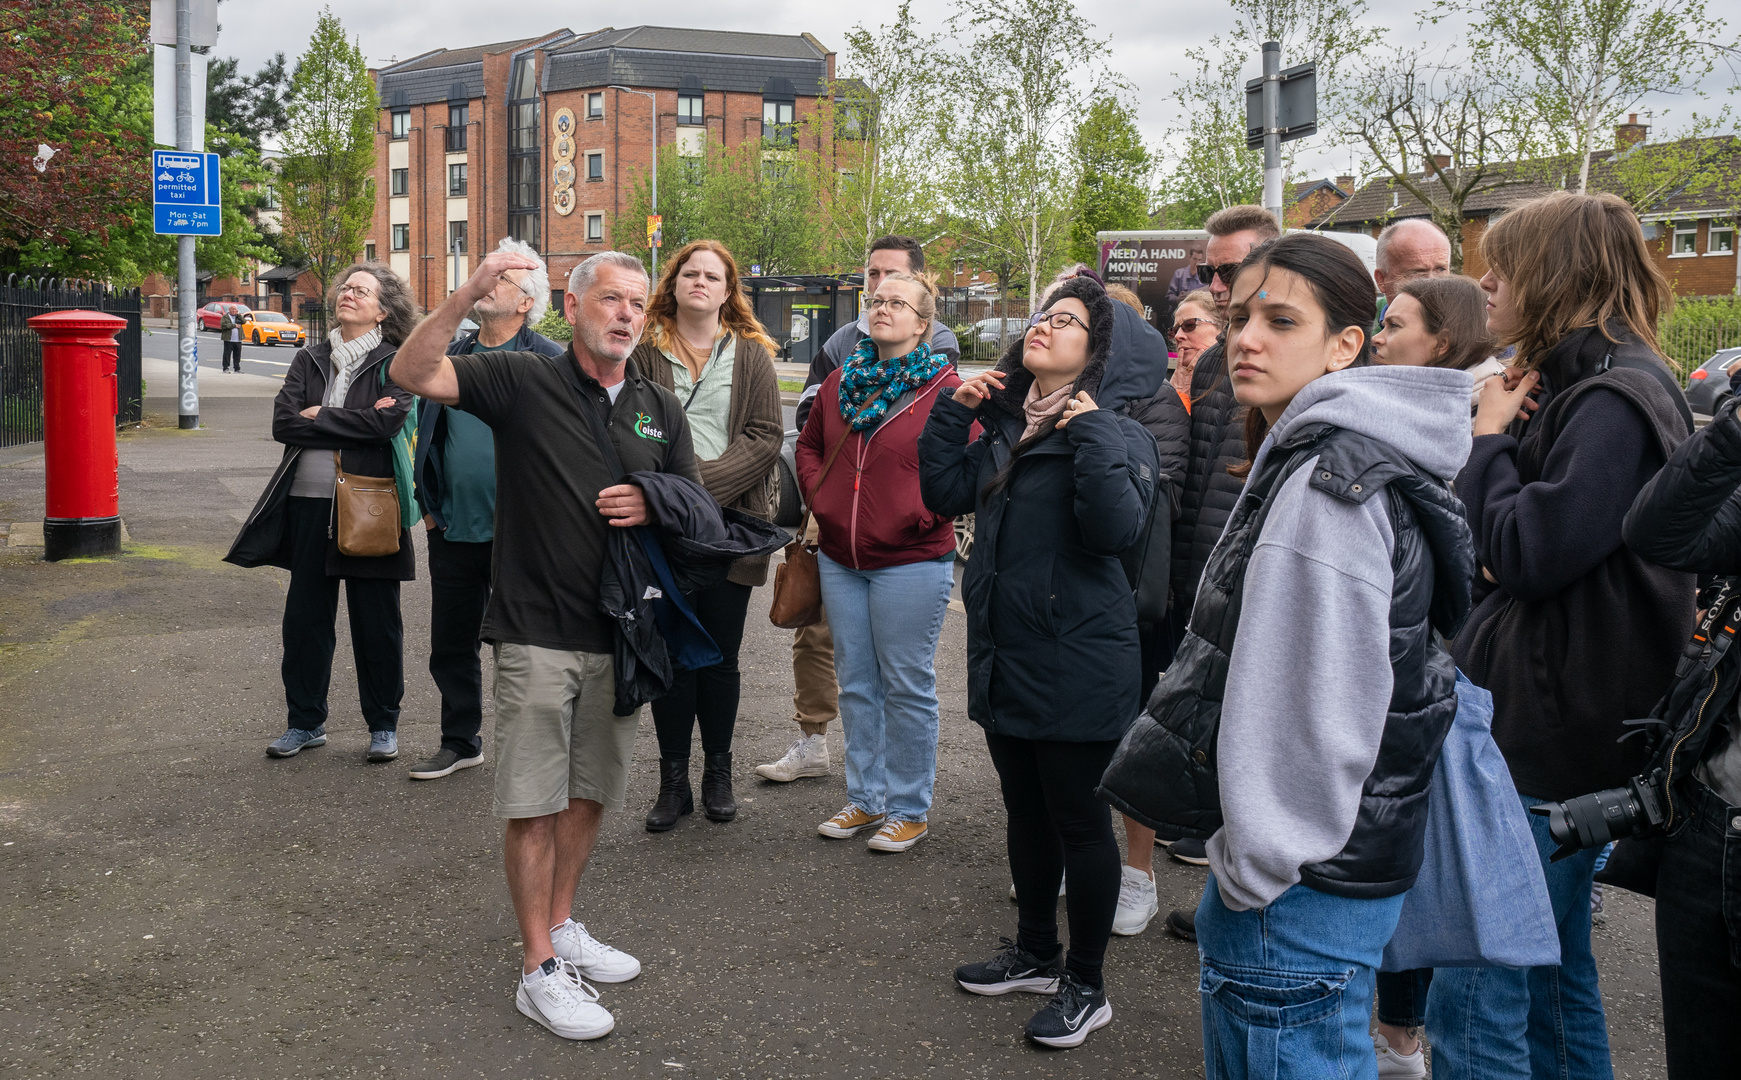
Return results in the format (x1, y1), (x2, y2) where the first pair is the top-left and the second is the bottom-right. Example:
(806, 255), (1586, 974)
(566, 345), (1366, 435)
(1102, 234), (1477, 1079)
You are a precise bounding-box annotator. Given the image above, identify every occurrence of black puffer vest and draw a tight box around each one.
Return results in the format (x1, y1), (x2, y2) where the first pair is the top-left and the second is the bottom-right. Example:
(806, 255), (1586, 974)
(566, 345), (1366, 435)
(1099, 421), (1476, 898)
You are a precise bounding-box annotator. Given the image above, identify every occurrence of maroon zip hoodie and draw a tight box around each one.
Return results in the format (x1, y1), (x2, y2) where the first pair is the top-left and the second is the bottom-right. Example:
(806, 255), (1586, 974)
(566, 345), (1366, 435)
(796, 367), (964, 570)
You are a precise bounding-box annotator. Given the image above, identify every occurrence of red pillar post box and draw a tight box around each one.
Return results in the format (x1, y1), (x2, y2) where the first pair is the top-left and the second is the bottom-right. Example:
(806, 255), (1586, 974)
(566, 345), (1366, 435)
(27, 310), (127, 561)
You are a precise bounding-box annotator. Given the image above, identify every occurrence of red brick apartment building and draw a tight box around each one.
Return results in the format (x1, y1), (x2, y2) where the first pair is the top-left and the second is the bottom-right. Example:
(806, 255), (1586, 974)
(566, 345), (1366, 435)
(369, 25), (839, 310)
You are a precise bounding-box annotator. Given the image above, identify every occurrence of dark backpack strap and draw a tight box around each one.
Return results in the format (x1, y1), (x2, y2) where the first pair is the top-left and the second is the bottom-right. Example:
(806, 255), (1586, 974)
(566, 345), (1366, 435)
(1601, 343), (1695, 433)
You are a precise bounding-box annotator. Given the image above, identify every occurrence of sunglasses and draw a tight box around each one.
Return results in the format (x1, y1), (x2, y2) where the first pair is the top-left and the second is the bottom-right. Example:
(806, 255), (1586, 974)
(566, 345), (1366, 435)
(1171, 317), (1214, 336)
(1028, 310), (1090, 333)
(1195, 262), (1243, 286)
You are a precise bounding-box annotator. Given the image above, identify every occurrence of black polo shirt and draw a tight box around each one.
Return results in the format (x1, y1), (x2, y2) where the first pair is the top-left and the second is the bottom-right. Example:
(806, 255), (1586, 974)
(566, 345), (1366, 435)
(451, 347), (698, 653)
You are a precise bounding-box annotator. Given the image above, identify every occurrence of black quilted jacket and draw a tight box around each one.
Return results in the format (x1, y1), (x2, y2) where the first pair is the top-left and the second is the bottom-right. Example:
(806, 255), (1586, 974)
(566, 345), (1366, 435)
(1170, 340), (1248, 606)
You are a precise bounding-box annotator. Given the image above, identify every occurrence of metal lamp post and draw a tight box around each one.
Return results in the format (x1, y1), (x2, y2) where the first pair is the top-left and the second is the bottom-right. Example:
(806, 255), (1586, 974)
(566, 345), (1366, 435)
(609, 85), (658, 278)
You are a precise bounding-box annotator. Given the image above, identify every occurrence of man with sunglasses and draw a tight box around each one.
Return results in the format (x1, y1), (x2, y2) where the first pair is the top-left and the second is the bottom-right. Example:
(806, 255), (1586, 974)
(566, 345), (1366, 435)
(406, 236), (564, 782)
(1158, 204), (1279, 929)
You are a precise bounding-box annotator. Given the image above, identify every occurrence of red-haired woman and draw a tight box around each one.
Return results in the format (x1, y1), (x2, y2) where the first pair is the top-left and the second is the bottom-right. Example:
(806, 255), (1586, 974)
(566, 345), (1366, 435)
(630, 240), (783, 831)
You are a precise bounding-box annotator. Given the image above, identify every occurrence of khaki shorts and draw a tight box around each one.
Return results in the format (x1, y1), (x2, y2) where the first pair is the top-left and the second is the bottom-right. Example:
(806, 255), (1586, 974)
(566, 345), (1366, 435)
(491, 642), (639, 818)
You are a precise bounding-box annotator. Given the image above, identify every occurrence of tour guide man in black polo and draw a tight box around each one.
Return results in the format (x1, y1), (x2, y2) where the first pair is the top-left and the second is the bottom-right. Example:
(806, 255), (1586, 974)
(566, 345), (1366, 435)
(391, 248), (699, 1042)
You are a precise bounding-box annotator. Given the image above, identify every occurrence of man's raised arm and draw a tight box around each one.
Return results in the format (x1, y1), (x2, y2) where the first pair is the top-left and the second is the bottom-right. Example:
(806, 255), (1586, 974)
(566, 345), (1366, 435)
(391, 250), (542, 406)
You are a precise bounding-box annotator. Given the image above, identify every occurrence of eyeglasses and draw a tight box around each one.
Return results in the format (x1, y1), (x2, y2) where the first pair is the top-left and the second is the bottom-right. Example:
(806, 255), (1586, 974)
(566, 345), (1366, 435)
(1196, 262), (1244, 287)
(335, 284), (376, 299)
(1171, 317), (1215, 336)
(1029, 310), (1090, 333)
(867, 297), (914, 314)
(496, 272), (535, 298)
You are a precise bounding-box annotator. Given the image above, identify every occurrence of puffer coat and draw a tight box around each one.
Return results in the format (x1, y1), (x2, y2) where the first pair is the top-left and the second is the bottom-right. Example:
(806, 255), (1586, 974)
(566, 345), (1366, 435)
(919, 293), (1165, 742)
(1170, 339), (1247, 607)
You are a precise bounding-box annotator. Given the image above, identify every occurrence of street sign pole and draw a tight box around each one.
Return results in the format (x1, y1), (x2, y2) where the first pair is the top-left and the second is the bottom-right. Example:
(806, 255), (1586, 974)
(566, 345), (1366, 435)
(1261, 41), (1284, 233)
(175, 0), (197, 429)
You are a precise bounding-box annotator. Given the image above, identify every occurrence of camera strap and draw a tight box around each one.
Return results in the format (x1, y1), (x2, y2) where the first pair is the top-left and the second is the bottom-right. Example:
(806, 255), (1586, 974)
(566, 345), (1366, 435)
(1683, 579), (1741, 679)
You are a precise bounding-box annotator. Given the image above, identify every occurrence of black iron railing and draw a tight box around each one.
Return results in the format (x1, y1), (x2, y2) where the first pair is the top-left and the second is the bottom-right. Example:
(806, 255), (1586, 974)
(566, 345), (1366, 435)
(0, 276), (143, 447)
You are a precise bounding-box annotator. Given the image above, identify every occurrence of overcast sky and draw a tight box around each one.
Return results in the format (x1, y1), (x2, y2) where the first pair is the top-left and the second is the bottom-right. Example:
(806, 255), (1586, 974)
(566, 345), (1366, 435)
(211, 0), (1728, 182)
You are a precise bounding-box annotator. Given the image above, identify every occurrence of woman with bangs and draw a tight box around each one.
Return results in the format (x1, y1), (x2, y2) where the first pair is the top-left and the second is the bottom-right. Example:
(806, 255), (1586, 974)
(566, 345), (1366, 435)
(1431, 192), (1695, 1079)
(631, 240), (784, 831)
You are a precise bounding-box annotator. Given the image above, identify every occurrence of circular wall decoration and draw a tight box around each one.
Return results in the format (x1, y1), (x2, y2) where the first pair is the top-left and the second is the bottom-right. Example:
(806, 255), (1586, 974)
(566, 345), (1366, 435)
(553, 188), (575, 216)
(554, 136), (573, 160)
(550, 110), (577, 216)
(553, 161), (575, 186)
(553, 108), (576, 137)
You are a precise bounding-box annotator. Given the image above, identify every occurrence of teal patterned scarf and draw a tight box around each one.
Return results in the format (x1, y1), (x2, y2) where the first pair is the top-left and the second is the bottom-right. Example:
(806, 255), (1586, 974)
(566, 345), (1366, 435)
(837, 336), (948, 431)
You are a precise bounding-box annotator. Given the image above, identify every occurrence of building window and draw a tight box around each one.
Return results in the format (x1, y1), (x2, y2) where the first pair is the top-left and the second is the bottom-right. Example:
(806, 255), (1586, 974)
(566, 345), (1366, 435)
(390, 168), (409, 197)
(678, 93), (703, 126)
(508, 156), (539, 213)
(448, 220), (467, 254)
(1710, 221), (1735, 255)
(509, 212), (539, 249)
(586, 214), (603, 243)
(762, 99), (795, 146)
(448, 163), (467, 196)
(391, 224), (410, 251)
(364, 242), (376, 262)
(587, 152), (603, 182)
(836, 100), (867, 140)
(446, 103), (468, 151)
(261, 185), (278, 209)
(391, 110), (409, 139)
(587, 92), (604, 119)
(1672, 221), (1698, 255)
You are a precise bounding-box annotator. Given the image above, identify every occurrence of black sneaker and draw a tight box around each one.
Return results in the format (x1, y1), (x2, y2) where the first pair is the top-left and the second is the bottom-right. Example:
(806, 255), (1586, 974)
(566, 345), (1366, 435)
(955, 937), (1062, 996)
(1025, 971), (1112, 1048)
(1168, 838), (1209, 866)
(408, 747), (485, 780)
(1164, 908), (1197, 941)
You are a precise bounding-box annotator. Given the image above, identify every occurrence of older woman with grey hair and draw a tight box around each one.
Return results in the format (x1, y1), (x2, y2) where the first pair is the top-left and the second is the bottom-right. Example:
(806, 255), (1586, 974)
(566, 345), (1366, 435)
(227, 261), (419, 763)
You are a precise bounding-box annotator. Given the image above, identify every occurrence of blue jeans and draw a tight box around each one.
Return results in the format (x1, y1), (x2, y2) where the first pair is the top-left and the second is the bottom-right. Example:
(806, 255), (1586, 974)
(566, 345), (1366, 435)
(817, 552), (953, 822)
(1426, 790), (1612, 1080)
(1197, 874), (1405, 1080)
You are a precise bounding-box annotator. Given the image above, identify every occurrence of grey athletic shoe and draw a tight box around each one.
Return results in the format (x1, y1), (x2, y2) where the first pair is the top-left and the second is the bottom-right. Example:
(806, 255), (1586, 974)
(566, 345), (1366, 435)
(408, 747), (484, 780)
(366, 731), (398, 762)
(266, 726), (326, 758)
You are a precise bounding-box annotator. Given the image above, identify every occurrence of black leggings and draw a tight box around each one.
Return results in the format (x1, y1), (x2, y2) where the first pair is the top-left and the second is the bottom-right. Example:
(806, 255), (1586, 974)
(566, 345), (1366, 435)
(651, 580), (753, 758)
(985, 731), (1121, 988)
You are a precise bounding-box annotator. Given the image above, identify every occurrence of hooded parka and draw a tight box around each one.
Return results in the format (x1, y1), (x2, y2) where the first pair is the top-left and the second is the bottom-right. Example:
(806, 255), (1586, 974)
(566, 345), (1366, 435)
(226, 338), (415, 580)
(919, 285), (1165, 743)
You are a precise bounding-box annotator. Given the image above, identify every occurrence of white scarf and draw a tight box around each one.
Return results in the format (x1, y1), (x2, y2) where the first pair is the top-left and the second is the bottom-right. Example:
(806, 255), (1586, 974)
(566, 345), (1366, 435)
(325, 325), (382, 407)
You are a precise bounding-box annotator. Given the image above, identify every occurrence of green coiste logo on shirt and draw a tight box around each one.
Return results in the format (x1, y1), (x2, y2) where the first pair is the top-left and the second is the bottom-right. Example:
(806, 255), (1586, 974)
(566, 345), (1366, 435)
(634, 412), (667, 443)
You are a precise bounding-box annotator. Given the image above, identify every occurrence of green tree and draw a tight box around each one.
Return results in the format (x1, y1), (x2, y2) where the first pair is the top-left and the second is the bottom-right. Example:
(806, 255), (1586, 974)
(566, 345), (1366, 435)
(206, 52), (294, 151)
(822, 2), (943, 269)
(1438, 0), (1739, 193)
(1067, 98), (1153, 264)
(278, 8), (377, 299)
(936, 0), (1117, 311)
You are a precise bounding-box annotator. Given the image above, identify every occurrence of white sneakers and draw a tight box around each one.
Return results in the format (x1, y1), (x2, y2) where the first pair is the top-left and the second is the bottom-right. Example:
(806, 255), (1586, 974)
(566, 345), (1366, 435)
(518, 922), (640, 1041)
(516, 957), (614, 1041)
(1373, 1032), (1428, 1079)
(1112, 866), (1159, 936)
(755, 733), (830, 781)
(551, 918), (642, 983)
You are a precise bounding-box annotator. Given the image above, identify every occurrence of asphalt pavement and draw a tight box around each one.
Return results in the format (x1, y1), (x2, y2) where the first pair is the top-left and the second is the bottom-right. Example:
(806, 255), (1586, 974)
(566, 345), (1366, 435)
(0, 386), (1669, 1078)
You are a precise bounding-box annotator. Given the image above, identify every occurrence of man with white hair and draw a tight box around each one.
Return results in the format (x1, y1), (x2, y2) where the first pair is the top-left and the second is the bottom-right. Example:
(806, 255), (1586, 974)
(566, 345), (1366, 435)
(408, 237), (564, 782)
(393, 248), (699, 1041)
(1372, 218), (1452, 305)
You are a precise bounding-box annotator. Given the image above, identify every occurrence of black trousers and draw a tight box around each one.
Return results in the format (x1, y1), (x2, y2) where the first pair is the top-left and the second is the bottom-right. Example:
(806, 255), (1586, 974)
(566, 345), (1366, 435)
(651, 580), (753, 758)
(1656, 778), (1741, 1078)
(1376, 967), (1433, 1028)
(222, 339), (243, 370)
(985, 731), (1121, 988)
(426, 528), (491, 757)
(281, 496), (403, 732)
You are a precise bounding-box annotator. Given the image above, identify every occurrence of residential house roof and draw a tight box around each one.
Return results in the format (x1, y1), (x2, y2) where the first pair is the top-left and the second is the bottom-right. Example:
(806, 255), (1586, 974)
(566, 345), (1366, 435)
(376, 31), (575, 108)
(543, 25), (831, 96)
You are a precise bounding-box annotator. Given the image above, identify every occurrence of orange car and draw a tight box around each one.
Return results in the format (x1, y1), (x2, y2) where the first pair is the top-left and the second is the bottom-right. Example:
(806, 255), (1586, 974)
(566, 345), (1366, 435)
(243, 309), (308, 348)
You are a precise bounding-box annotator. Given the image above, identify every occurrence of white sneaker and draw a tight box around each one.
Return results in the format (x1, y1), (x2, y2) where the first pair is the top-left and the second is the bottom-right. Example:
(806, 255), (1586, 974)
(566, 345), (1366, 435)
(1374, 1032), (1427, 1079)
(516, 958), (614, 1040)
(551, 919), (642, 983)
(755, 734), (830, 781)
(1111, 865), (1159, 936)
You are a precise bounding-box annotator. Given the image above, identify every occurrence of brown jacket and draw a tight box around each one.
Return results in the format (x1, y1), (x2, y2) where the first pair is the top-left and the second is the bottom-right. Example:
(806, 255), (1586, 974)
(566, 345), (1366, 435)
(633, 332), (783, 585)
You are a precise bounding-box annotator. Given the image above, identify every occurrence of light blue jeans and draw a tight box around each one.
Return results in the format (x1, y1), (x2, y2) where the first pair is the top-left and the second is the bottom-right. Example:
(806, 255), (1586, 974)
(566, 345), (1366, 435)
(1196, 874), (1406, 1080)
(1426, 790), (1613, 1080)
(817, 552), (953, 823)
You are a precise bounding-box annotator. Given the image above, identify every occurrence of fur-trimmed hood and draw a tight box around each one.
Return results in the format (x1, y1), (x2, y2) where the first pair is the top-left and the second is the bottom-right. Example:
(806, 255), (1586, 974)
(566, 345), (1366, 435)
(983, 280), (1169, 422)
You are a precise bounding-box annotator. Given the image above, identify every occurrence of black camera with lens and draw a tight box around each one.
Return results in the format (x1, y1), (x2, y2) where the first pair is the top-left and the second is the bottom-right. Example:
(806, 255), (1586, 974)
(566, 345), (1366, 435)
(1529, 580), (1741, 862)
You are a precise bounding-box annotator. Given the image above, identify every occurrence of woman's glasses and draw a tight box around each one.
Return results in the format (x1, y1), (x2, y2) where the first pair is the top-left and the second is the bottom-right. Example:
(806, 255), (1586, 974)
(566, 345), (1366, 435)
(1171, 317), (1213, 336)
(1028, 310), (1089, 333)
(335, 284), (376, 299)
(867, 297), (914, 314)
